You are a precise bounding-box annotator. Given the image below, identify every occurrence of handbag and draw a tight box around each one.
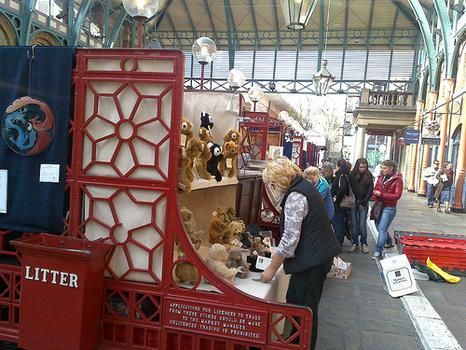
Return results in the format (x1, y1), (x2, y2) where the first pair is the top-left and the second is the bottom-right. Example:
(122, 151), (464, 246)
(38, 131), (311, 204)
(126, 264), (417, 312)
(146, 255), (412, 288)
(339, 174), (356, 209)
(370, 201), (383, 221)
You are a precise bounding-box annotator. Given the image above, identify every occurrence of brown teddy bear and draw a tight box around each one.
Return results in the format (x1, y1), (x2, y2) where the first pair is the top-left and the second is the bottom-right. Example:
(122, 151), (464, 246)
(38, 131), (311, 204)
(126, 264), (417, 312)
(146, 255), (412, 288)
(199, 127), (214, 143)
(219, 141), (238, 178)
(180, 207), (203, 250)
(180, 118), (194, 148)
(205, 244), (240, 283)
(226, 248), (250, 279)
(186, 138), (203, 182)
(194, 141), (212, 180)
(208, 217), (227, 245)
(223, 129), (241, 145)
(225, 220), (245, 246)
(174, 244), (199, 285)
(179, 118), (195, 192)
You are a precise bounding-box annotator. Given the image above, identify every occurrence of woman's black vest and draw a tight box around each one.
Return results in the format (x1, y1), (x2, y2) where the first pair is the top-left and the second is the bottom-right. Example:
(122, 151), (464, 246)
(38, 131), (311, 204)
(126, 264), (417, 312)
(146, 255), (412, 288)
(279, 176), (341, 274)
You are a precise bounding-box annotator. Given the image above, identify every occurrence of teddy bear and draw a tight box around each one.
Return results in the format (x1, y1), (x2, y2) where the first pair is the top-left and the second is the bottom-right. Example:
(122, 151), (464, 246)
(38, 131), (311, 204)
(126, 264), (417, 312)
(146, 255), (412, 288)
(174, 244), (199, 285)
(226, 248), (250, 279)
(178, 148), (192, 192)
(180, 207), (203, 250)
(219, 141), (238, 178)
(194, 141), (212, 180)
(205, 243), (240, 283)
(200, 111), (214, 130)
(223, 129), (241, 145)
(180, 118), (194, 149)
(186, 138), (203, 182)
(208, 217), (227, 245)
(225, 220), (245, 246)
(250, 236), (268, 257)
(199, 127), (214, 143)
(206, 143), (223, 182)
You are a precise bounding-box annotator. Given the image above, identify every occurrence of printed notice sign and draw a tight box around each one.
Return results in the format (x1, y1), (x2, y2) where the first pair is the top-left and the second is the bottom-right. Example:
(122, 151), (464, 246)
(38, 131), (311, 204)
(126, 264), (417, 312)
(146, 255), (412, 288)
(39, 164), (60, 183)
(164, 298), (267, 344)
(0, 170), (7, 213)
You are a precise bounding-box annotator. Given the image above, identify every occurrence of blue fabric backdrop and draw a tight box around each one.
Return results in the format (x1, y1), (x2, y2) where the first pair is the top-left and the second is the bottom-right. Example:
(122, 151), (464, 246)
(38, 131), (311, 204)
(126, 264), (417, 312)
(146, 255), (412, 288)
(0, 47), (74, 232)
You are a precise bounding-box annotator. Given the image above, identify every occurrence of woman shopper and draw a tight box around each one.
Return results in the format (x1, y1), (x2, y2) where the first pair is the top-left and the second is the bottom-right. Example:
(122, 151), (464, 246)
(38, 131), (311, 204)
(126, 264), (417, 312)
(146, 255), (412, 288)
(435, 161), (453, 213)
(331, 159), (351, 244)
(304, 166), (335, 220)
(372, 160), (403, 260)
(261, 157), (341, 350)
(348, 158), (374, 253)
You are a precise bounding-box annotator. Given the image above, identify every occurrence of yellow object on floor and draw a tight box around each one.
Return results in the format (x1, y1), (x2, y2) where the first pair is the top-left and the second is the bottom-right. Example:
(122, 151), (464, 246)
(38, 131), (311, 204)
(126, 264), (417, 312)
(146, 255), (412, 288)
(426, 257), (461, 284)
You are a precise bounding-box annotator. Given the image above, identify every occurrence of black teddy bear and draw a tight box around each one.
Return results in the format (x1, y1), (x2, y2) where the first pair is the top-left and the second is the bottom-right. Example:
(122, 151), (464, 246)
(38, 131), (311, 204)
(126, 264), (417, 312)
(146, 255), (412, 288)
(207, 142), (223, 182)
(200, 111), (214, 130)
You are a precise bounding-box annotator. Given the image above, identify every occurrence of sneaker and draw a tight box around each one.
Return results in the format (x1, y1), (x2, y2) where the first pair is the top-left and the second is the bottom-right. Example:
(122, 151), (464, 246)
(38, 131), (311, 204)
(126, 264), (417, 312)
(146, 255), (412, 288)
(428, 204), (434, 208)
(371, 252), (382, 260)
(361, 244), (369, 253)
(348, 244), (358, 252)
(384, 242), (394, 249)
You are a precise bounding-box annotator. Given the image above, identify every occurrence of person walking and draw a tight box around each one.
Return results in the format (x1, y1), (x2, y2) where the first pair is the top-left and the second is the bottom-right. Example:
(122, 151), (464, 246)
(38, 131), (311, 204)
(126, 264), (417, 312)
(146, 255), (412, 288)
(423, 160), (440, 208)
(372, 160), (403, 260)
(261, 157), (341, 350)
(435, 161), (453, 213)
(331, 159), (351, 245)
(348, 158), (374, 253)
(320, 162), (335, 189)
(304, 166), (335, 220)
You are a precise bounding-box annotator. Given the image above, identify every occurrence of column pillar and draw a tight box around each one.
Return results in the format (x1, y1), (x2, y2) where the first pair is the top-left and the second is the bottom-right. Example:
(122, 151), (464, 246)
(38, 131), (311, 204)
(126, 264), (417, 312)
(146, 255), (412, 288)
(452, 93), (466, 212)
(437, 78), (456, 166)
(408, 100), (424, 192)
(418, 90), (438, 196)
(355, 125), (366, 160)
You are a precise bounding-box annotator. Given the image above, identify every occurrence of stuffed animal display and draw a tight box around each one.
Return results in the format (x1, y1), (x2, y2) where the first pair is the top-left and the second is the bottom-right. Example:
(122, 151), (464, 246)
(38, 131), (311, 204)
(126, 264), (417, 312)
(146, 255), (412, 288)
(219, 141), (238, 178)
(208, 207), (246, 249)
(226, 248), (250, 279)
(179, 118), (195, 192)
(194, 141), (212, 180)
(199, 127), (214, 143)
(208, 217), (227, 245)
(207, 143), (223, 182)
(180, 207), (203, 250)
(200, 111), (214, 130)
(223, 129), (241, 145)
(206, 243), (240, 283)
(174, 244), (199, 285)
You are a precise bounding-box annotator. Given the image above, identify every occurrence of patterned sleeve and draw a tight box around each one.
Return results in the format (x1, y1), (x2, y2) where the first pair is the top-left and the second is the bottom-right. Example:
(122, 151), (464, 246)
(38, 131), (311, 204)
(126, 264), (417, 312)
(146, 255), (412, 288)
(275, 192), (309, 258)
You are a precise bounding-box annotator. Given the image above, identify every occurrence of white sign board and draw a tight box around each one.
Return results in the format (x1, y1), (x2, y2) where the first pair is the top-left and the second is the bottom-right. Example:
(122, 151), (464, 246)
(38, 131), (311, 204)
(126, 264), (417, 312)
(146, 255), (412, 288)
(377, 254), (418, 298)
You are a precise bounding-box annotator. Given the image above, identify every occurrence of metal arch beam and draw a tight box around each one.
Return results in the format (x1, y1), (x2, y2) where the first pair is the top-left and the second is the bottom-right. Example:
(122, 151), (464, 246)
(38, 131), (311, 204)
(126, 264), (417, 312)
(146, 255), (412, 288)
(408, 0), (437, 89)
(203, 0), (219, 43)
(70, 0), (92, 46)
(20, 0), (38, 45)
(433, 0), (454, 78)
(390, 0), (418, 27)
(224, 0), (236, 70)
(363, 0), (375, 81)
(249, 0), (260, 49)
(317, 0), (324, 71)
(155, 0), (174, 30)
(340, 0), (349, 87)
(167, 13), (181, 47)
(388, 7), (399, 80)
(272, 0), (280, 50)
(104, 6), (126, 48)
(181, 0), (197, 38)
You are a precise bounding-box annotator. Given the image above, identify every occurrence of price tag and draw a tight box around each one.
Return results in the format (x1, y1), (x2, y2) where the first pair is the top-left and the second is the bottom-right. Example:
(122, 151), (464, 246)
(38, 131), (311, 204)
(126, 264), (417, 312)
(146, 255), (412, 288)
(226, 158), (233, 169)
(39, 164), (60, 183)
(255, 256), (272, 271)
(211, 211), (217, 217)
(180, 134), (187, 147)
(0, 170), (7, 214)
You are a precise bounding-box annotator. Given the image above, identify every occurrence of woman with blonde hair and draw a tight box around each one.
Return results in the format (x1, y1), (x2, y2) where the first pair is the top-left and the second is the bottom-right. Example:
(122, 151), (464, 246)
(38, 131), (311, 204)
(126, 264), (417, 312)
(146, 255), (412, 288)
(304, 166), (334, 220)
(261, 157), (341, 350)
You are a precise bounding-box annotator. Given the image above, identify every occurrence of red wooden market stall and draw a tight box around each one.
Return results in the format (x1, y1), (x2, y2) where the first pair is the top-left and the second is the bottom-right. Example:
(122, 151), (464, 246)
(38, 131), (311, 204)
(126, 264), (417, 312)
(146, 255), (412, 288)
(0, 49), (313, 350)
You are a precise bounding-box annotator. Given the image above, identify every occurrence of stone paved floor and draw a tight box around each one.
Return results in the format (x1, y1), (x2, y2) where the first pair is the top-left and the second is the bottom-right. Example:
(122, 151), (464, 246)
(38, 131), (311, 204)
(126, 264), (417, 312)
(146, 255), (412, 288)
(317, 191), (466, 350)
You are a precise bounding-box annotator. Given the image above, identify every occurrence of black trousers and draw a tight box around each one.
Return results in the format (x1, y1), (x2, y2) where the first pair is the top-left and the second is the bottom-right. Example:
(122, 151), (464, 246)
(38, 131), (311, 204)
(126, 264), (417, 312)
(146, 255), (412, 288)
(286, 258), (333, 350)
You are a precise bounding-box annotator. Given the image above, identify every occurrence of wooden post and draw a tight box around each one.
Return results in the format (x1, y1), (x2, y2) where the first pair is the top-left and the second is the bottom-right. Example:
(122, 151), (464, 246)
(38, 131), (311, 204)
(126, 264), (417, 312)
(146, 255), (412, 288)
(437, 78), (456, 167)
(452, 92), (466, 212)
(408, 100), (424, 192)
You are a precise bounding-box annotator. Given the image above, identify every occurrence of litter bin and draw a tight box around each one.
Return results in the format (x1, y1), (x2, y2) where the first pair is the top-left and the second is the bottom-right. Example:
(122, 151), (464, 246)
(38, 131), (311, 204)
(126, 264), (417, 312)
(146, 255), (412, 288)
(12, 233), (113, 350)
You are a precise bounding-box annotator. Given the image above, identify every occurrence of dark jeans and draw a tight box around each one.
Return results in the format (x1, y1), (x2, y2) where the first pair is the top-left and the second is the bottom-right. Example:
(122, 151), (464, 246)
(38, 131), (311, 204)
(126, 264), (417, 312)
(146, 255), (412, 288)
(350, 204), (368, 245)
(287, 259), (333, 350)
(331, 210), (347, 244)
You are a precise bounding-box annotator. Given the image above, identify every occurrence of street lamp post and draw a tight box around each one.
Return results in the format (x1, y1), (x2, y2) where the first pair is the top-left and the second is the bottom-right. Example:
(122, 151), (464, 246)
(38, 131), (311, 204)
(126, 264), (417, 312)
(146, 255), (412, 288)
(192, 37), (217, 91)
(122, 0), (159, 48)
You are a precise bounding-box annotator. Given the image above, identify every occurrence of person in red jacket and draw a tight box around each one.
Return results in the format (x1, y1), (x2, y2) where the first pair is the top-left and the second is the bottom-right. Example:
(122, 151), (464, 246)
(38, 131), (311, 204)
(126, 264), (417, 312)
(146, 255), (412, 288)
(371, 160), (403, 260)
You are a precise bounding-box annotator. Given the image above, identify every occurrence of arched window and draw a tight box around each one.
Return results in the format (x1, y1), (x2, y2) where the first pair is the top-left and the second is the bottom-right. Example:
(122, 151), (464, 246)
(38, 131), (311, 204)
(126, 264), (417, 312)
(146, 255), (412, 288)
(0, 13), (17, 46)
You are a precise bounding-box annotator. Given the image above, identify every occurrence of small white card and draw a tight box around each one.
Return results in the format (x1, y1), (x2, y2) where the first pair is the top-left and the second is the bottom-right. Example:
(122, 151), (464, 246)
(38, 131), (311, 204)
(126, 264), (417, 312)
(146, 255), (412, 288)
(39, 164), (60, 183)
(226, 158), (233, 169)
(0, 170), (7, 214)
(180, 134), (187, 147)
(255, 256), (272, 271)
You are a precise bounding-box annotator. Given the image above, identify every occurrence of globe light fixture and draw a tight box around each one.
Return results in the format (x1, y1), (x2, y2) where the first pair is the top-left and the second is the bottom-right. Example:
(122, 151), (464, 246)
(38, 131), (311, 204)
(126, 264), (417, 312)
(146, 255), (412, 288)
(280, 0), (319, 30)
(313, 59), (335, 96)
(248, 86), (264, 103)
(192, 37), (217, 65)
(278, 111), (289, 121)
(122, 0), (159, 48)
(227, 69), (246, 91)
